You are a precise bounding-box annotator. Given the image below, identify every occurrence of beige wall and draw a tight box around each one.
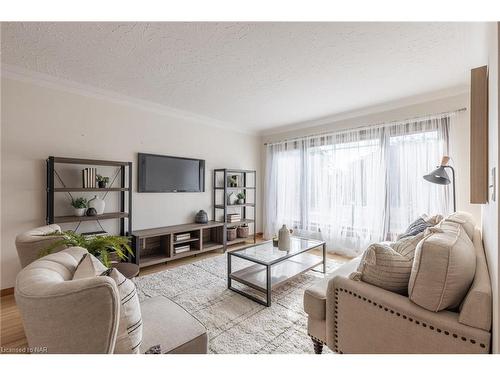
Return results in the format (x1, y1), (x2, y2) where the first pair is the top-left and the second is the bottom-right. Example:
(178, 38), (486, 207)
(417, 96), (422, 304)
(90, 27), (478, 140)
(481, 22), (499, 354)
(1, 77), (262, 289)
(261, 92), (482, 229)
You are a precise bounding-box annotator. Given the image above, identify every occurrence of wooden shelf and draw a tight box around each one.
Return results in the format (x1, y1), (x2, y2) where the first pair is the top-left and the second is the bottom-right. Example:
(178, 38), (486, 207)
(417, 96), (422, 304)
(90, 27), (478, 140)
(52, 157), (130, 167)
(132, 221), (223, 238)
(54, 187), (130, 192)
(173, 237), (200, 245)
(215, 203), (255, 209)
(53, 212), (129, 224)
(214, 187), (256, 190)
(47, 156), (132, 236)
(226, 219), (255, 227)
(171, 249), (200, 260)
(230, 253), (322, 293)
(140, 254), (170, 268)
(202, 241), (225, 251)
(132, 221), (226, 268)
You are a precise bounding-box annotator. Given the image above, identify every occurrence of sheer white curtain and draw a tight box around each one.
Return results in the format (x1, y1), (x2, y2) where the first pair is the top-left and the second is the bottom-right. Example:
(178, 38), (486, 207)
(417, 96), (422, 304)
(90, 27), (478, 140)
(264, 114), (452, 257)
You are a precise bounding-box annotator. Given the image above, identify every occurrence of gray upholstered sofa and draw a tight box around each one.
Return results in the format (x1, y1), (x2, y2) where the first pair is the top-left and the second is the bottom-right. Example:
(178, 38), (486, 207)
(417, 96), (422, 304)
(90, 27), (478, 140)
(15, 232), (207, 354)
(304, 218), (492, 354)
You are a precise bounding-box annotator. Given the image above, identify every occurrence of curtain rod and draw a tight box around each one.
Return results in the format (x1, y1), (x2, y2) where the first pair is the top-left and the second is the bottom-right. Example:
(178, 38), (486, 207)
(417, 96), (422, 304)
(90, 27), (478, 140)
(263, 107), (466, 146)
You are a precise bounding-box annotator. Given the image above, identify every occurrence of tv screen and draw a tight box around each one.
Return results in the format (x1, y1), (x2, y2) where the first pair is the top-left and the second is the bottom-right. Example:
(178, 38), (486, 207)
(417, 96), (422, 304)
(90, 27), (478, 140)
(138, 153), (205, 192)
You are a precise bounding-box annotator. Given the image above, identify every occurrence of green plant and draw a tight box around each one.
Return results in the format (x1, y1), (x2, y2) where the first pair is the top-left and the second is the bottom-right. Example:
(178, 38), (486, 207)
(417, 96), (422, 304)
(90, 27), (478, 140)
(237, 192), (245, 200)
(71, 197), (88, 209)
(40, 231), (133, 267)
(96, 175), (110, 183)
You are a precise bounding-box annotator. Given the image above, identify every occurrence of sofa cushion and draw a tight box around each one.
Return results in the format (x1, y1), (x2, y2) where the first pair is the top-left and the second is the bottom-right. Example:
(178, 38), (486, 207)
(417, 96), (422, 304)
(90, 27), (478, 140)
(408, 220), (476, 312)
(350, 233), (425, 294)
(304, 257), (360, 320)
(398, 218), (432, 240)
(445, 211), (475, 240)
(101, 268), (143, 354)
(73, 253), (107, 280)
(140, 296), (207, 354)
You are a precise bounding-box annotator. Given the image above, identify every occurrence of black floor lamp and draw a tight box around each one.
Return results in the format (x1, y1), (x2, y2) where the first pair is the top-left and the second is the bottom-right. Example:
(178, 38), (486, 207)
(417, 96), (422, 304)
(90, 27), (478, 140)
(423, 156), (456, 212)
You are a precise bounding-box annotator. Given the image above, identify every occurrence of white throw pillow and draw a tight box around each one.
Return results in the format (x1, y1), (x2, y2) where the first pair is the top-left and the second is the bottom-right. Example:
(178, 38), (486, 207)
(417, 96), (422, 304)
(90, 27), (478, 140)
(73, 253), (107, 280)
(444, 211), (476, 240)
(101, 268), (142, 354)
(408, 220), (476, 311)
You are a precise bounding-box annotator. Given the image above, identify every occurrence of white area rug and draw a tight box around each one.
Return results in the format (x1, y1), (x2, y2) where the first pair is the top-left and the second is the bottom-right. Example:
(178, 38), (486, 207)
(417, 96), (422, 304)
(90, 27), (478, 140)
(135, 254), (342, 354)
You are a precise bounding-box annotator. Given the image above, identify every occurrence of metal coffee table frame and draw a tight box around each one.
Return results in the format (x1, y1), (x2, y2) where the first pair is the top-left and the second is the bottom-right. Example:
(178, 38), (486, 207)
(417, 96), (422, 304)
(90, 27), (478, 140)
(227, 238), (326, 307)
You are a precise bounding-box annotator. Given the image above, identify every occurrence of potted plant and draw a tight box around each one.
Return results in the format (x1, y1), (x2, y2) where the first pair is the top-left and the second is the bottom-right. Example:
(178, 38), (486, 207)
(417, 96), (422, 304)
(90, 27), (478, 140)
(71, 197), (88, 217)
(96, 175), (110, 188)
(236, 192), (245, 204)
(237, 223), (249, 238)
(40, 230), (133, 267)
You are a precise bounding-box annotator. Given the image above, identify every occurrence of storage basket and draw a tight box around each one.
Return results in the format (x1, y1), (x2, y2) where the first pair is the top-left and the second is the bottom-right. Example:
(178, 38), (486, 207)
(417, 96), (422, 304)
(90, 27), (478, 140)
(227, 227), (237, 241)
(237, 226), (249, 238)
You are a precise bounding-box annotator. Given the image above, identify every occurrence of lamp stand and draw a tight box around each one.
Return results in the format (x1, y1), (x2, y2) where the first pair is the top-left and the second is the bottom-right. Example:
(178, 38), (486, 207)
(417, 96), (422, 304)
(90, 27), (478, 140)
(443, 165), (456, 212)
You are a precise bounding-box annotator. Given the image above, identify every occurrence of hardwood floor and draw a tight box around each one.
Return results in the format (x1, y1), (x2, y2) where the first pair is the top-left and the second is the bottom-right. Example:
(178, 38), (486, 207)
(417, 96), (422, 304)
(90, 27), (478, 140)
(0, 238), (351, 353)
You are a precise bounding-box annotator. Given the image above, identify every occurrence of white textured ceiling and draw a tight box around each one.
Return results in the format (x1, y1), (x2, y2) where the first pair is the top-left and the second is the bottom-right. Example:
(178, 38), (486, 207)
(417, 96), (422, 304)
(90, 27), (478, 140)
(1, 22), (488, 133)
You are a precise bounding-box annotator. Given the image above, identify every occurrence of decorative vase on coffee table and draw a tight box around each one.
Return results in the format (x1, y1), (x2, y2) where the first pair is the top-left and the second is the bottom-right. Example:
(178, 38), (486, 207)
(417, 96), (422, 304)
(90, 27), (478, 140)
(278, 224), (291, 251)
(88, 195), (105, 215)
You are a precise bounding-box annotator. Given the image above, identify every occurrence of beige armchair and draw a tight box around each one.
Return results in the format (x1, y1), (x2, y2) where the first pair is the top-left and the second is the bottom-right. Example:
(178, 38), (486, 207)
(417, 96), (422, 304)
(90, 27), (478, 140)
(304, 227), (492, 354)
(15, 224), (64, 268)
(15, 247), (208, 354)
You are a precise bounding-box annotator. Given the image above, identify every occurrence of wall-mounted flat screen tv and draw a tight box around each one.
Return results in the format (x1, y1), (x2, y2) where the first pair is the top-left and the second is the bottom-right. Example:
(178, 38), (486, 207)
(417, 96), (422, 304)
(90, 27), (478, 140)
(138, 153), (205, 192)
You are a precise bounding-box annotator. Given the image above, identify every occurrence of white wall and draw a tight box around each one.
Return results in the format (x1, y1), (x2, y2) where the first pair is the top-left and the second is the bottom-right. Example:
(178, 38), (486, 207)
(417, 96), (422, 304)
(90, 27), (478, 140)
(261, 91), (482, 228)
(1, 77), (262, 289)
(481, 22), (499, 354)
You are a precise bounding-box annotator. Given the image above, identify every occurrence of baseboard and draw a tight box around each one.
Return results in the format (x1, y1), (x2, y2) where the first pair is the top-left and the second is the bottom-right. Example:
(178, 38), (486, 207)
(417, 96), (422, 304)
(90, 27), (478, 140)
(1, 287), (14, 297)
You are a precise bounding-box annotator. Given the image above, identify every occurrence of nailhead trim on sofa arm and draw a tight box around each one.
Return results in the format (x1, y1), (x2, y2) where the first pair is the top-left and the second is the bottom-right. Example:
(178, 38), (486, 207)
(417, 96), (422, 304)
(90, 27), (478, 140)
(332, 287), (488, 354)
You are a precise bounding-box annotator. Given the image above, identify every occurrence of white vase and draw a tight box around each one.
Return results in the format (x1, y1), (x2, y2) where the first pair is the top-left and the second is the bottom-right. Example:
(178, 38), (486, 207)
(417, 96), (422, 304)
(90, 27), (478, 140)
(278, 224), (291, 251)
(88, 195), (105, 215)
(74, 207), (86, 217)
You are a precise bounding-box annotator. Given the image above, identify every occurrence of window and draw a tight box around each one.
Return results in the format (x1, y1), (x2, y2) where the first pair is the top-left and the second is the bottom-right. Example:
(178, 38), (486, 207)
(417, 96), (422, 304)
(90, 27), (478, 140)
(264, 115), (451, 256)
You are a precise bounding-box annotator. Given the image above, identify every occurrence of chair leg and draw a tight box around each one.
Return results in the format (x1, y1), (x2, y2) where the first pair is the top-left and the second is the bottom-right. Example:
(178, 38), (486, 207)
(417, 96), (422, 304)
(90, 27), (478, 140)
(311, 337), (323, 354)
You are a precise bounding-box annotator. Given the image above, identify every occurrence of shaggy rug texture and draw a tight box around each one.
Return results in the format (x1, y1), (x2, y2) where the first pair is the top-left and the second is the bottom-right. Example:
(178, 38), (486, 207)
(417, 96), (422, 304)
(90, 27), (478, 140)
(135, 254), (343, 354)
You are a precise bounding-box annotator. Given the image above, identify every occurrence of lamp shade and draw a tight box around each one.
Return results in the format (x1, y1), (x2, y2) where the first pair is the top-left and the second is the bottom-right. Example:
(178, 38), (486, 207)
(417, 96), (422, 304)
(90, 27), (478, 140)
(423, 166), (451, 185)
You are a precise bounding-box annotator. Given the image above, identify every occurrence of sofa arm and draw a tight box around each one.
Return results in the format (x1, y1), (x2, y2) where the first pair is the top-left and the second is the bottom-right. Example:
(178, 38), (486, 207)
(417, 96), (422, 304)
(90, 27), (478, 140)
(326, 276), (491, 354)
(15, 276), (120, 354)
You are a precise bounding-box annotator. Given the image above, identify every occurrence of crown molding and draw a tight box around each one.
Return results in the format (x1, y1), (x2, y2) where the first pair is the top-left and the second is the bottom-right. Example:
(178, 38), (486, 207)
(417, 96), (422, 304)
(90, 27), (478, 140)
(259, 85), (469, 136)
(1, 64), (258, 136)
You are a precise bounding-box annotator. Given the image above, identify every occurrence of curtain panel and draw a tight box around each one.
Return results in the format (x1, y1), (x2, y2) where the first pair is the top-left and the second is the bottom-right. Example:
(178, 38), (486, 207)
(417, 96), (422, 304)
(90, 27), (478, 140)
(264, 114), (451, 257)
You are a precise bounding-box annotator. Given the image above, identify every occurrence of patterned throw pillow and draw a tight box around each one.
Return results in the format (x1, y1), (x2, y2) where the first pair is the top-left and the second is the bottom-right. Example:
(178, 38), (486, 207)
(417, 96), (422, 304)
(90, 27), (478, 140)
(350, 232), (425, 294)
(101, 268), (143, 354)
(398, 217), (433, 240)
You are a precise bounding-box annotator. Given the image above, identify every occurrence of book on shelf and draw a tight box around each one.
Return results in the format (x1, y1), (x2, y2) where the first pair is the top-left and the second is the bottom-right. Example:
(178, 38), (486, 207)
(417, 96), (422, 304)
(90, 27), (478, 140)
(82, 167), (97, 188)
(175, 233), (191, 241)
(174, 245), (191, 254)
(227, 214), (241, 223)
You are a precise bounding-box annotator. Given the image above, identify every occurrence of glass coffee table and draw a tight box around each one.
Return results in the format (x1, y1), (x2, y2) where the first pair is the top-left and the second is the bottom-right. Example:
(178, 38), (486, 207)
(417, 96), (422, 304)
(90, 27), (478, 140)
(227, 237), (326, 306)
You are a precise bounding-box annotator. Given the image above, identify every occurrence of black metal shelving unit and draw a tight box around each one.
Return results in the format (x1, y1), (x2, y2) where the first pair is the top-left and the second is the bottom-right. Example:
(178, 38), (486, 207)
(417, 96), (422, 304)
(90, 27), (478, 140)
(213, 168), (257, 249)
(46, 156), (132, 236)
